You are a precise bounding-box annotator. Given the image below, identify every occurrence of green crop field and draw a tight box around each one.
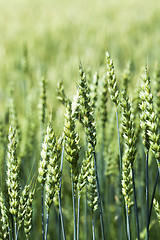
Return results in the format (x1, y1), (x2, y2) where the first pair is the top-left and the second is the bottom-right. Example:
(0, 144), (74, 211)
(0, 0), (160, 239)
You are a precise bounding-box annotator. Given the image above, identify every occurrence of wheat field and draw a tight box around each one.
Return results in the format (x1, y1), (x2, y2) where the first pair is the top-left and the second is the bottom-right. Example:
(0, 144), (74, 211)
(0, 0), (160, 239)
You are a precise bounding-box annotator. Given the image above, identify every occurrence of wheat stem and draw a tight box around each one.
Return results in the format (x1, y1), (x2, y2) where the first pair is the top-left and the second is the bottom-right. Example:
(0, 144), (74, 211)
(12, 215), (14, 240)
(126, 204), (131, 240)
(58, 143), (66, 240)
(71, 171), (77, 240)
(14, 220), (17, 240)
(148, 168), (159, 228)
(92, 218), (95, 240)
(85, 191), (88, 240)
(93, 152), (105, 240)
(45, 212), (49, 240)
(146, 152), (149, 240)
(41, 187), (45, 240)
(131, 165), (140, 240)
(58, 211), (62, 240)
(116, 108), (123, 240)
(144, 167), (159, 240)
(77, 196), (80, 240)
(9, 227), (11, 240)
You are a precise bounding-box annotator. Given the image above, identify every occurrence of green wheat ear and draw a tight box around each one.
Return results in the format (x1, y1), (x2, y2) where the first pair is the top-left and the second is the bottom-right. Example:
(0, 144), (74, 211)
(78, 64), (96, 149)
(77, 142), (93, 196)
(100, 73), (108, 129)
(153, 63), (160, 127)
(77, 64), (97, 195)
(45, 135), (62, 212)
(8, 95), (21, 146)
(122, 61), (133, 92)
(87, 155), (98, 216)
(106, 51), (119, 106)
(121, 90), (136, 214)
(39, 76), (47, 127)
(18, 184), (30, 229)
(105, 147), (119, 184)
(153, 198), (160, 224)
(38, 122), (55, 186)
(6, 126), (20, 218)
(0, 192), (9, 239)
(57, 81), (71, 107)
(22, 95), (37, 164)
(90, 71), (99, 109)
(24, 187), (35, 239)
(64, 101), (80, 194)
(0, 119), (5, 190)
(140, 68), (160, 165)
(139, 68), (151, 152)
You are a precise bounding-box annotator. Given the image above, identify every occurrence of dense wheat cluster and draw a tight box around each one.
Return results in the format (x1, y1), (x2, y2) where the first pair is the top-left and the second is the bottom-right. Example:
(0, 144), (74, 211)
(1, 0), (160, 239)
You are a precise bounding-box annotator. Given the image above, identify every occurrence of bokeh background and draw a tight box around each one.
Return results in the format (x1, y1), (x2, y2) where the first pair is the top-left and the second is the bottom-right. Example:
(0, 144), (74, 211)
(1, 0), (160, 91)
(1, 0), (160, 125)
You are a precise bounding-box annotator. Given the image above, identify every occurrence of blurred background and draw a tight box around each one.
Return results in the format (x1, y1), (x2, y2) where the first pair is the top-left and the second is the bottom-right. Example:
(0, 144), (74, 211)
(0, 0), (160, 126)
(1, 0), (160, 88)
